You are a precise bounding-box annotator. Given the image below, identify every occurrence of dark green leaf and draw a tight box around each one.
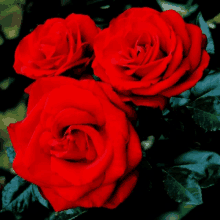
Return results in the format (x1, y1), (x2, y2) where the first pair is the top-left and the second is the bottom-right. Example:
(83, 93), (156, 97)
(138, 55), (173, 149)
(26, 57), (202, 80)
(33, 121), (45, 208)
(48, 207), (87, 220)
(1, 175), (88, 220)
(2, 176), (33, 214)
(186, 95), (220, 132)
(31, 184), (50, 209)
(1, 175), (51, 219)
(196, 12), (215, 55)
(163, 150), (220, 205)
(174, 150), (220, 188)
(162, 168), (203, 205)
(165, 70), (220, 132)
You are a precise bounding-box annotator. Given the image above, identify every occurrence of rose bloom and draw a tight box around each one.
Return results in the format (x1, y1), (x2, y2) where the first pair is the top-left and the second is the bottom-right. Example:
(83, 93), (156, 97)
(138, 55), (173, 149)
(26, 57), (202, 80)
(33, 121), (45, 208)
(7, 76), (142, 211)
(92, 7), (210, 110)
(13, 13), (100, 79)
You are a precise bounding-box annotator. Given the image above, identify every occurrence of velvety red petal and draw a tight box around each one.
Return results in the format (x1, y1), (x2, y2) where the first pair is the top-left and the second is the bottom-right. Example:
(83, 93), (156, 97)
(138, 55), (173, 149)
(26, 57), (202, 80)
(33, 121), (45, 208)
(51, 108), (98, 138)
(40, 186), (78, 211)
(142, 35), (160, 64)
(73, 183), (116, 208)
(53, 174), (105, 202)
(131, 77), (161, 96)
(149, 13), (173, 53)
(103, 171), (138, 209)
(33, 55), (66, 70)
(93, 28), (110, 59)
(161, 50), (210, 97)
(14, 95), (47, 148)
(25, 77), (79, 114)
(98, 82), (137, 121)
(163, 36), (183, 79)
(65, 13), (100, 46)
(130, 58), (190, 96)
(125, 123), (142, 175)
(41, 85), (105, 129)
(51, 125), (112, 186)
(161, 10), (190, 56)
(101, 107), (128, 184)
(13, 141), (72, 187)
(17, 65), (56, 79)
(135, 54), (172, 79)
(121, 94), (168, 110)
(92, 60), (112, 84)
(186, 23), (203, 71)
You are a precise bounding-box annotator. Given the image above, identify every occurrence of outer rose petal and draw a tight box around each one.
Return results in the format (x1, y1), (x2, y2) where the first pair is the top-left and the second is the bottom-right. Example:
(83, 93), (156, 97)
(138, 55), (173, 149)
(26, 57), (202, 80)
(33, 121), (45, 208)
(72, 183), (117, 208)
(103, 171), (139, 209)
(40, 186), (79, 211)
(52, 175), (105, 202)
(160, 10), (191, 56)
(65, 13), (101, 46)
(186, 23), (202, 71)
(161, 50), (210, 97)
(125, 123), (143, 175)
(25, 76), (79, 114)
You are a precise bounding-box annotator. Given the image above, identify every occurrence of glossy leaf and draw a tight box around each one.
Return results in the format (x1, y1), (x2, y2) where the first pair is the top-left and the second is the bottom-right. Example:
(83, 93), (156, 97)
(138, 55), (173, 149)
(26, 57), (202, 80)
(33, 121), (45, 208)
(5, 145), (16, 163)
(163, 150), (220, 205)
(162, 168), (203, 205)
(1, 175), (87, 220)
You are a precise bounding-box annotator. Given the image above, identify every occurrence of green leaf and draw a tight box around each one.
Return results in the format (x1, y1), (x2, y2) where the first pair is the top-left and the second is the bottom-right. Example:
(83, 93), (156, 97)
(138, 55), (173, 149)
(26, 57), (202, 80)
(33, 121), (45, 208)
(163, 150), (220, 205)
(1, 175), (87, 220)
(162, 168), (203, 205)
(186, 95), (220, 132)
(166, 70), (220, 132)
(48, 207), (87, 220)
(5, 145), (16, 163)
(1, 176), (50, 219)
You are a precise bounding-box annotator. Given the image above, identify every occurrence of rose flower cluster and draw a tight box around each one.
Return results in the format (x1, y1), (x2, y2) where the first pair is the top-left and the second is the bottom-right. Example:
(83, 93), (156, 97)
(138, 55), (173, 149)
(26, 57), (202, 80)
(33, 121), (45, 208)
(8, 8), (209, 212)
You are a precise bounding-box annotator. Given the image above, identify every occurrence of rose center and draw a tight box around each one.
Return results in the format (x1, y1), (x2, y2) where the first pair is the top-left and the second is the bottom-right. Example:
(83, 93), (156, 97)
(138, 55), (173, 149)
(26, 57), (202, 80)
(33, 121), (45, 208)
(47, 126), (97, 162)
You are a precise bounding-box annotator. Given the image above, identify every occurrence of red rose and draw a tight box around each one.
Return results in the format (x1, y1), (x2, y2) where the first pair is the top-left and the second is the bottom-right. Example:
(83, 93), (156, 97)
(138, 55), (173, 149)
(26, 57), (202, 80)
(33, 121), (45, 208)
(92, 7), (210, 110)
(13, 13), (100, 79)
(7, 76), (142, 211)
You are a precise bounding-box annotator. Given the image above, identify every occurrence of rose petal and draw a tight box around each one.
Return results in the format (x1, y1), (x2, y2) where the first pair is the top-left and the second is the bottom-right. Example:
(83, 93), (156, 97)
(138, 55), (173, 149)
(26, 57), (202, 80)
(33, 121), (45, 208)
(103, 171), (138, 209)
(98, 82), (137, 121)
(25, 77), (78, 114)
(121, 94), (168, 110)
(51, 108), (98, 138)
(162, 35), (183, 79)
(135, 54), (172, 79)
(65, 13), (100, 46)
(130, 58), (190, 95)
(149, 13), (172, 53)
(41, 85), (105, 129)
(13, 137), (72, 187)
(40, 186), (78, 211)
(186, 23), (203, 71)
(125, 123), (142, 175)
(161, 50), (210, 97)
(52, 174), (105, 202)
(73, 182), (116, 208)
(51, 138), (113, 185)
(161, 10), (190, 56)
(92, 60), (111, 83)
